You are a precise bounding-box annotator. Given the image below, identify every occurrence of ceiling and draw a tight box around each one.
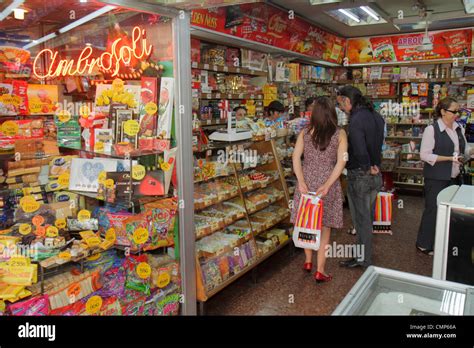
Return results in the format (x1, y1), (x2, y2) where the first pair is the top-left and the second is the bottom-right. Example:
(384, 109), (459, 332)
(268, 0), (474, 38)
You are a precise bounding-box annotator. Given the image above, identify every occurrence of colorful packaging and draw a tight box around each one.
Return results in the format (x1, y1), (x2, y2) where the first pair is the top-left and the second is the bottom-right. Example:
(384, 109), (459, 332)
(124, 211), (152, 252)
(143, 198), (177, 250)
(138, 77), (159, 140)
(27, 84), (58, 115)
(9, 295), (49, 316)
(124, 254), (150, 295)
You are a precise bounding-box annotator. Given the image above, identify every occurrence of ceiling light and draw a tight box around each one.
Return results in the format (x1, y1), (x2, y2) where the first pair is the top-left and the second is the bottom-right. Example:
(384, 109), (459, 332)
(13, 8), (26, 20)
(309, 0), (342, 4)
(463, 0), (474, 13)
(80, 0), (88, 3)
(338, 9), (360, 23)
(360, 6), (379, 21)
(59, 5), (116, 34)
(0, 0), (24, 21)
(23, 32), (57, 49)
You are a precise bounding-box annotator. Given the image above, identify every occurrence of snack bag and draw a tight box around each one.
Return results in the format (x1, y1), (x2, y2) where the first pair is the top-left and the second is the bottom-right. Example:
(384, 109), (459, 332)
(9, 295), (49, 316)
(292, 194), (323, 251)
(124, 211), (152, 252)
(144, 198), (177, 250)
(124, 254), (151, 295)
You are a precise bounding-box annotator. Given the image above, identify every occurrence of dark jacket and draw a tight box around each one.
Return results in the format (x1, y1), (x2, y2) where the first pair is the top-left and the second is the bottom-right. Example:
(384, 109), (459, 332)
(347, 106), (385, 171)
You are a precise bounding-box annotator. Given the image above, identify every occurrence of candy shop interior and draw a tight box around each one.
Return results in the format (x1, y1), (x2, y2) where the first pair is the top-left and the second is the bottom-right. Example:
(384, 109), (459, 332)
(0, 0), (473, 319)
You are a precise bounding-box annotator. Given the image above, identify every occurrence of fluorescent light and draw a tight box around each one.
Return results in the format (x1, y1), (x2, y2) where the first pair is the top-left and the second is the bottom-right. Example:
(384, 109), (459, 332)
(0, 0), (24, 21)
(13, 8), (26, 20)
(59, 5), (116, 34)
(463, 0), (474, 13)
(23, 32), (57, 49)
(338, 9), (360, 23)
(80, 0), (88, 2)
(360, 6), (380, 21)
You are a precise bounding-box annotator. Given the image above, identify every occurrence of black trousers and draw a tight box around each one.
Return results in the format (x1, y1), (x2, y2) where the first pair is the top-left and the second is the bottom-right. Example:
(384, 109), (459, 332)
(416, 178), (454, 250)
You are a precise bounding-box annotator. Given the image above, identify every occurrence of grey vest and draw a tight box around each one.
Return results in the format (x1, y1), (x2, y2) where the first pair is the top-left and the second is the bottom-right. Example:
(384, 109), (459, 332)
(423, 121), (466, 180)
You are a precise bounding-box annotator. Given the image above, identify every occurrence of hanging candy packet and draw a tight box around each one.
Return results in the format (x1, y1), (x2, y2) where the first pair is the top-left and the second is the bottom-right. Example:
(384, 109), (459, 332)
(123, 211), (152, 252)
(124, 254), (151, 295)
(9, 295), (50, 316)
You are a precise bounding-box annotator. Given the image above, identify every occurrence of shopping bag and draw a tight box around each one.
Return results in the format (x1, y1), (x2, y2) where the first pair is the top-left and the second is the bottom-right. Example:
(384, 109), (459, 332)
(292, 193), (323, 250)
(373, 192), (393, 235)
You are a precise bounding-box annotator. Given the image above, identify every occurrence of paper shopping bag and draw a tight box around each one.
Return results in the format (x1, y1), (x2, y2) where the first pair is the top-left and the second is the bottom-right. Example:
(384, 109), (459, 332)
(292, 194), (323, 250)
(373, 192), (393, 235)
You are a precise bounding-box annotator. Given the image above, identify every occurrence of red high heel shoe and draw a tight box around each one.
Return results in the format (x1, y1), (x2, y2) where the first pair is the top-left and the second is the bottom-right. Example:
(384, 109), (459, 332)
(314, 271), (332, 283)
(303, 262), (312, 272)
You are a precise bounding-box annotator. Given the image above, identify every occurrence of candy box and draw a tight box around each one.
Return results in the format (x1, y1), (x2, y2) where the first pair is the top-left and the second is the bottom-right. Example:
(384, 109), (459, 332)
(8, 294), (49, 316)
(27, 84), (58, 115)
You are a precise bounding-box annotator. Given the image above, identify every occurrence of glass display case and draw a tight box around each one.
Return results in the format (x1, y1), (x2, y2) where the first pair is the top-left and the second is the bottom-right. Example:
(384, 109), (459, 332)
(333, 266), (474, 315)
(433, 185), (474, 286)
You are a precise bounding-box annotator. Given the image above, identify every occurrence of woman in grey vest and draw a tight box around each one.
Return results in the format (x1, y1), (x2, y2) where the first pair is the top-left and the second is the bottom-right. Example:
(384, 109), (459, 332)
(417, 97), (470, 255)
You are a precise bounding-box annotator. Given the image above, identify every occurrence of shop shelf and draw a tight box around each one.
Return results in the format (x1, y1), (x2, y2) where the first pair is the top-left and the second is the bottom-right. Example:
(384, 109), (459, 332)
(59, 146), (166, 159)
(200, 92), (263, 100)
(394, 181), (424, 187)
(246, 195), (285, 215)
(251, 212), (290, 236)
(240, 176), (280, 194)
(67, 190), (173, 209)
(191, 61), (268, 77)
(397, 166), (423, 172)
(195, 213), (247, 241)
(385, 136), (422, 141)
(194, 191), (240, 211)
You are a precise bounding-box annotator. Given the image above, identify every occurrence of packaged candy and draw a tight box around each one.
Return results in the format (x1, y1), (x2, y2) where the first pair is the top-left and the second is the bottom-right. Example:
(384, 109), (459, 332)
(67, 218), (98, 231)
(9, 295), (50, 316)
(156, 292), (180, 316)
(124, 254), (150, 295)
(143, 198), (177, 250)
(123, 211), (152, 252)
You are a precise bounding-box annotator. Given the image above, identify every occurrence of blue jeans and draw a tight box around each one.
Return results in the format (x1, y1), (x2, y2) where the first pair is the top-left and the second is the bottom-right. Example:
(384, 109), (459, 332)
(347, 169), (383, 265)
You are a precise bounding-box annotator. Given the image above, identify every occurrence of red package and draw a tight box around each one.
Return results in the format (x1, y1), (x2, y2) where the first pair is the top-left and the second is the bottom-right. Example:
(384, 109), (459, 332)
(139, 77), (160, 140)
(11, 80), (28, 115)
(191, 38), (201, 63)
(442, 31), (470, 58)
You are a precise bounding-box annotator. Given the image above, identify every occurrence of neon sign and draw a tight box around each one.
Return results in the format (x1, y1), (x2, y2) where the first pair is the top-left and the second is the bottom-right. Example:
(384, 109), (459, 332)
(33, 26), (152, 79)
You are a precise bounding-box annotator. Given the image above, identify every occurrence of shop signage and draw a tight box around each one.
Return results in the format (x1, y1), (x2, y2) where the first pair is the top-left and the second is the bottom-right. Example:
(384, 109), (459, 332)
(346, 28), (473, 64)
(33, 26), (152, 79)
(191, 3), (346, 64)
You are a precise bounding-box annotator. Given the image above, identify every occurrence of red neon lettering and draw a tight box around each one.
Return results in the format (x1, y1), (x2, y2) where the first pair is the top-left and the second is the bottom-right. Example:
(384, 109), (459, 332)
(33, 26), (153, 79)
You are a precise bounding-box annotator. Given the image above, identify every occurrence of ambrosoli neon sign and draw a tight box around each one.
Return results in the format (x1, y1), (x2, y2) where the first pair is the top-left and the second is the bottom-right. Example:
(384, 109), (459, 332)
(33, 26), (152, 79)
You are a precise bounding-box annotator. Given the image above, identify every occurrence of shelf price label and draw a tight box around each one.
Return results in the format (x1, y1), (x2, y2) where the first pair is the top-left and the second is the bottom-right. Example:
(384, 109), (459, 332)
(132, 165), (146, 180)
(19, 224), (32, 235)
(20, 196), (40, 213)
(86, 236), (101, 248)
(136, 262), (151, 279)
(58, 251), (71, 260)
(85, 295), (102, 315)
(58, 172), (70, 187)
(133, 228), (149, 245)
(123, 120), (139, 136)
(144, 102), (157, 115)
(1, 121), (19, 136)
(57, 110), (71, 123)
(55, 218), (66, 229)
(46, 226), (59, 238)
(157, 272), (170, 288)
(105, 179), (115, 189)
(77, 209), (91, 222)
(67, 283), (81, 298)
(79, 105), (91, 118)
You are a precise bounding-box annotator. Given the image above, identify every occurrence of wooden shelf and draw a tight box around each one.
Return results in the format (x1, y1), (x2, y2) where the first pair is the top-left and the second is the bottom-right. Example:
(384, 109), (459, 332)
(394, 181), (424, 187)
(192, 61), (268, 77)
(195, 213), (247, 241)
(194, 191), (240, 211)
(252, 212), (290, 236)
(397, 166), (423, 172)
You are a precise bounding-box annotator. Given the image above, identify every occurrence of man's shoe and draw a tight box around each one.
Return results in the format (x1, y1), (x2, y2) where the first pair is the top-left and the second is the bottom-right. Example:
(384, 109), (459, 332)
(346, 260), (370, 268)
(339, 258), (356, 267)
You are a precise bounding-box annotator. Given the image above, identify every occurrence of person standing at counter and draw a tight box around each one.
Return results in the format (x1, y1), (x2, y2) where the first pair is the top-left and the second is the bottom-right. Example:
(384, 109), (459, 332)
(416, 97), (471, 255)
(265, 100), (286, 127)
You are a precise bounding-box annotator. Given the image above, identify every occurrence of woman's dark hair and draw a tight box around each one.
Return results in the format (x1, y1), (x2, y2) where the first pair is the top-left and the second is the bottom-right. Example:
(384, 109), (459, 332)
(233, 106), (247, 113)
(268, 100), (284, 114)
(337, 85), (374, 113)
(308, 96), (338, 151)
(305, 97), (315, 110)
(435, 97), (457, 119)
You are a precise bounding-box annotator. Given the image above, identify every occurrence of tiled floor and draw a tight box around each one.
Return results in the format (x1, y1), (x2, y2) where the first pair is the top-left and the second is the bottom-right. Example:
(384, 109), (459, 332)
(203, 194), (433, 315)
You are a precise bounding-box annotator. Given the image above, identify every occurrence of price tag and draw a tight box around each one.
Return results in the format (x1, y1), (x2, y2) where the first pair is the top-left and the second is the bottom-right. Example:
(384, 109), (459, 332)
(19, 224), (32, 235)
(86, 236), (101, 248)
(156, 272), (171, 288)
(58, 251), (71, 260)
(191, 61), (197, 68)
(58, 172), (70, 187)
(216, 93), (221, 99)
(55, 218), (67, 229)
(144, 102), (158, 115)
(94, 141), (104, 152)
(105, 228), (116, 242)
(1, 121), (19, 136)
(133, 227), (149, 245)
(236, 67), (241, 73)
(123, 120), (139, 136)
(213, 65), (218, 71)
(67, 283), (81, 298)
(98, 171), (107, 185)
(223, 66), (228, 72)
(136, 262), (151, 279)
(87, 253), (101, 261)
(35, 226), (46, 237)
(9, 256), (29, 270)
(206, 93), (212, 99)
(203, 63), (209, 70)
(20, 196), (40, 213)
(206, 119), (212, 125)
(46, 226), (59, 238)
(105, 179), (115, 189)
(79, 105), (91, 118)
(85, 295), (102, 315)
(57, 110), (71, 123)
(77, 209), (91, 222)
(238, 93), (244, 99)
(132, 165), (146, 180)
(161, 162), (171, 172)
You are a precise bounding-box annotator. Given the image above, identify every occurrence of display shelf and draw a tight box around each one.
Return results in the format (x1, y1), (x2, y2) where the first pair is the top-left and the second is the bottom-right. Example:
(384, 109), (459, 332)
(67, 190), (172, 208)
(59, 145), (166, 159)
(195, 214), (247, 241)
(246, 194), (285, 215)
(191, 61), (268, 76)
(393, 181), (424, 187)
(385, 136), (422, 141)
(240, 176), (280, 194)
(251, 212), (290, 235)
(199, 119), (228, 127)
(200, 93), (263, 100)
(368, 95), (398, 99)
(194, 191), (240, 211)
(397, 166), (423, 172)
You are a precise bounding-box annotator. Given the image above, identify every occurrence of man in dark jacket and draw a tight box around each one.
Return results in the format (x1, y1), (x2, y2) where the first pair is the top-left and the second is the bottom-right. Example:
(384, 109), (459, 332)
(337, 86), (385, 268)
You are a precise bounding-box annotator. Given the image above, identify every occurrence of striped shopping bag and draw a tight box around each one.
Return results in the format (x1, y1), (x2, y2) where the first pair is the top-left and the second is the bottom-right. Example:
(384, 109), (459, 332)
(292, 193), (323, 250)
(373, 192), (393, 235)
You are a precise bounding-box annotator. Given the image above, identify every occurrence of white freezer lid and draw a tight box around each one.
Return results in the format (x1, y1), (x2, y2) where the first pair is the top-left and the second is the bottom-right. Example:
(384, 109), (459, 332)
(438, 185), (474, 208)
